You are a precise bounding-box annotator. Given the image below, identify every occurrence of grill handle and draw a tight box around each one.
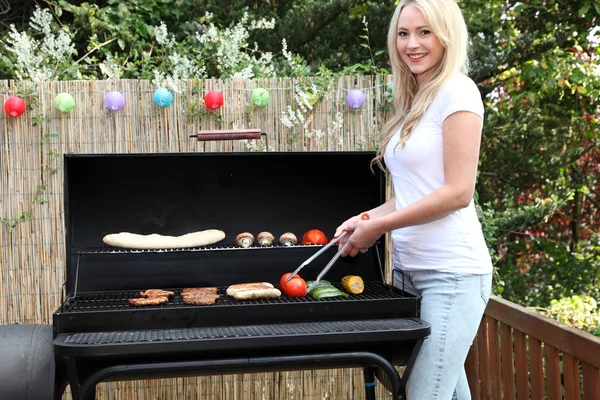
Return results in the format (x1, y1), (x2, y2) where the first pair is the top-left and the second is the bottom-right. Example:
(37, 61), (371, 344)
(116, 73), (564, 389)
(189, 129), (263, 141)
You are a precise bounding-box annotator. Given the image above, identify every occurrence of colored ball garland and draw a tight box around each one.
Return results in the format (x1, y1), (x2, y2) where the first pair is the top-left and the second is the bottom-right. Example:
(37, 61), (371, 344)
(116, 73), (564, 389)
(3, 84), (380, 118)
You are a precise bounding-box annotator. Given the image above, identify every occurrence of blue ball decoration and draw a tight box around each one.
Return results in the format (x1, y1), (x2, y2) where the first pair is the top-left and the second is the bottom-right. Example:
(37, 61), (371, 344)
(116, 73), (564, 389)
(153, 88), (173, 107)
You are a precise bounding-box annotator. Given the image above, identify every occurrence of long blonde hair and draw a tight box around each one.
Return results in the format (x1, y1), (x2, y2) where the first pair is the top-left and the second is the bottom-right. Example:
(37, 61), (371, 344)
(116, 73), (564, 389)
(372, 0), (471, 170)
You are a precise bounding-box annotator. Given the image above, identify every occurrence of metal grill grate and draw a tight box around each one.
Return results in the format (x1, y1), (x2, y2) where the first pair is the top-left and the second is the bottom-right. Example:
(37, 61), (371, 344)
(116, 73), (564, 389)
(63, 282), (404, 313)
(63, 318), (423, 345)
(77, 243), (321, 255)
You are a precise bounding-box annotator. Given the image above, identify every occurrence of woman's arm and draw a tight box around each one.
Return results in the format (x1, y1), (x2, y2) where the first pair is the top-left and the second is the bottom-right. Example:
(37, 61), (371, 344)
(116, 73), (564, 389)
(334, 197), (396, 238)
(367, 197), (397, 218)
(341, 110), (483, 257)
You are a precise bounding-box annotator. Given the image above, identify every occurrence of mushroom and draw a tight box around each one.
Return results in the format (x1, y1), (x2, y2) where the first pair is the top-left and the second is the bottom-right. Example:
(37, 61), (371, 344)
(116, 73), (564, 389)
(279, 232), (298, 247)
(235, 232), (254, 248)
(257, 231), (275, 246)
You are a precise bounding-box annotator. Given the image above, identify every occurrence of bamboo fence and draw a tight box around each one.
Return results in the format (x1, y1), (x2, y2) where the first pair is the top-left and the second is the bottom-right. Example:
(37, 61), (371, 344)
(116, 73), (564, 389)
(0, 77), (396, 399)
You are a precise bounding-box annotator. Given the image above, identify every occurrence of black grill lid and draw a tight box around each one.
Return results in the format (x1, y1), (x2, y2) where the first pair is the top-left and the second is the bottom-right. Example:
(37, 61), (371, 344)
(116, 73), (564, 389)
(64, 152), (386, 293)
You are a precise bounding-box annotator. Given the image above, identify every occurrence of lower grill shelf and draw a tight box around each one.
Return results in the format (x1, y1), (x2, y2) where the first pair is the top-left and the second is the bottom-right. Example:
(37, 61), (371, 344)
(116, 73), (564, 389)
(54, 318), (430, 359)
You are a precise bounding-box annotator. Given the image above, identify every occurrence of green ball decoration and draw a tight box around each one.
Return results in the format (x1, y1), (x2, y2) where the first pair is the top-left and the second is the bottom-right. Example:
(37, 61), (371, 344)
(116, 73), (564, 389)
(55, 93), (75, 113)
(251, 88), (269, 107)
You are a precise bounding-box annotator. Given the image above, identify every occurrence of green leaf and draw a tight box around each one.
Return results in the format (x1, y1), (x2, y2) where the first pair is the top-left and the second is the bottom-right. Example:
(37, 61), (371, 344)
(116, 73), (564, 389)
(578, 3), (590, 16)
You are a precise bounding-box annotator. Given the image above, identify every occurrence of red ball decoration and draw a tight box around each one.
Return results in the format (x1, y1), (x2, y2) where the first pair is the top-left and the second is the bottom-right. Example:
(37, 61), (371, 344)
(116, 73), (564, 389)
(204, 90), (224, 110)
(4, 97), (26, 117)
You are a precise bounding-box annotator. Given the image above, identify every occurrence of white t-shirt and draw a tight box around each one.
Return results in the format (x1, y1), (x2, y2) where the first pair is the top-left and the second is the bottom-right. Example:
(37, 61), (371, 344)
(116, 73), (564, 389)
(383, 74), (493, 274)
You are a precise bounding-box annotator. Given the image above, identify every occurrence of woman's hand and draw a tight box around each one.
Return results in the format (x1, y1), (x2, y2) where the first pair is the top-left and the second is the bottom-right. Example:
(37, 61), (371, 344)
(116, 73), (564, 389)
(340, 219), (382, 257)
(334, 213), (380, 257)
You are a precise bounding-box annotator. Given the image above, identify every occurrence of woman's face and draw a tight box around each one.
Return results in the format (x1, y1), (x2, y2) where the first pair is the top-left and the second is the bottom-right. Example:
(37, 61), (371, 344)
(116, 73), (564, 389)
(396, 5), (445, 85)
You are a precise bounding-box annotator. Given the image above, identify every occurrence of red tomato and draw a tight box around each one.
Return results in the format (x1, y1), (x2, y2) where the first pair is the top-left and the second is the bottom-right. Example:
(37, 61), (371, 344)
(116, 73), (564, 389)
(280, 273), (307, 297)
(301, 229), (328, 245)
(280, 272), (298, 288)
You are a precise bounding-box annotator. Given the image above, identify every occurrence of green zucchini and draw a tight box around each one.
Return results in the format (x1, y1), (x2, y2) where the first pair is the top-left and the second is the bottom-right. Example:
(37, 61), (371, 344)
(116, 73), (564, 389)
(306, 281), (333, 291)
(310, 285), (349, 299)
(314, 291), (350, 299)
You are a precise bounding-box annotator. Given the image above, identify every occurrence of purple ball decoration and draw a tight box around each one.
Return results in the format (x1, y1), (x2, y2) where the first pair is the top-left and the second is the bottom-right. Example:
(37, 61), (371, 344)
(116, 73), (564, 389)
(104, 91), (125, 111)
(345, 89), (366, 109)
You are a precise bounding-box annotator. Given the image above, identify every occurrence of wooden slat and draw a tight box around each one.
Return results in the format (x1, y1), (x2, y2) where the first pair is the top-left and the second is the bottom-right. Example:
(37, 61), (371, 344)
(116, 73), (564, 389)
(545, 344), (561, 400)
(513, 329), (529, 400)
(583, 362), (600, 400)
(477, 317), (491, 400)
(465, 340), (481, 400)
(500, 323), (515, 400)
(529, 337), (545, 400)
(487, 316), (502, 399)
(563, 353), (581, 400)
(486, 296), (600, 368)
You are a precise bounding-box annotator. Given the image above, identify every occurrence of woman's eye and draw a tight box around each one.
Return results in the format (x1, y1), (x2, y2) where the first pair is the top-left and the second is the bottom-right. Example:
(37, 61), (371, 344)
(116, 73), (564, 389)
(420, 30), (431, 35)
(398, 31), (407, 37)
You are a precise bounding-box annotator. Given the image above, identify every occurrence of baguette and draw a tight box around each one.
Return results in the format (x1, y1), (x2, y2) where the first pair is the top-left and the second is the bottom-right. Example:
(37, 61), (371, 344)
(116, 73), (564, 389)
(226, 282), (274, 297)
(103, 230), (225, 249)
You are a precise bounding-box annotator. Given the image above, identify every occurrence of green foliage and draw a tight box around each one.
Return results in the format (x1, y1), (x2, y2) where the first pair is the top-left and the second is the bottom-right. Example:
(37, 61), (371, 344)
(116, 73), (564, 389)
(0, 212), (32, 229)
(538, 295), (600, 336)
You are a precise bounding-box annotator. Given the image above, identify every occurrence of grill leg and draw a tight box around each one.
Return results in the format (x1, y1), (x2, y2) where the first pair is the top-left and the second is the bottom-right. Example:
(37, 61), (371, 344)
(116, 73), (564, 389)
(399, 337), (425, 395)
(63, 357), (97, 400)
(363, 367), (377, 400)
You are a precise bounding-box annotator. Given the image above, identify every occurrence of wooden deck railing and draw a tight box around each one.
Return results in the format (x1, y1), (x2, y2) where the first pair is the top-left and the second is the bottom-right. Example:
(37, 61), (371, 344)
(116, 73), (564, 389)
(465, 295), (600, 400)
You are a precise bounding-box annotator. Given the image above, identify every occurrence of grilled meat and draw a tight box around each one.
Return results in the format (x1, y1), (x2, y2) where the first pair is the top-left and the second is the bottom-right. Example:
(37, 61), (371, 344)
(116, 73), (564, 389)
(231, 288), (281, 300)
(128, 296), (169, 306)
(182, 287), (218, 295)
(181, 287), (220, 306)
(140, 289), (175, 298)
(226, 282), (281, 300)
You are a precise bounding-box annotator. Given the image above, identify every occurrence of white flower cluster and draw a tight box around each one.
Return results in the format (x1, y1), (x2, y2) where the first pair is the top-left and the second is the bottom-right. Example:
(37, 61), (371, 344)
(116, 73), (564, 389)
(281, 105), (313, 130)
(281, 39), (303, 76)
(5, 7), (76, 81)
(98, 52), (121, 79)
(197, 12), (276, 79)
(154, 22), (171, 46)
(151, 22), (206, 92)
(305, 112), (345, 149)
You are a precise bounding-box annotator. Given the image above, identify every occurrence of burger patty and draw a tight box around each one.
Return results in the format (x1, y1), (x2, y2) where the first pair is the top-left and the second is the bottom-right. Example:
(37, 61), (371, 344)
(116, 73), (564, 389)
(140, 289), (175, 298)
(182, 287), (218, 295)
(129, 296), (169, 306)
(182, 288), (220, 306)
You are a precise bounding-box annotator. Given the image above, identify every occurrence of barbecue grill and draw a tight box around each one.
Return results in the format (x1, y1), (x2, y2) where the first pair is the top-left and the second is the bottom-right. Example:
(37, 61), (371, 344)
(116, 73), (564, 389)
(52, 151), (430, 400)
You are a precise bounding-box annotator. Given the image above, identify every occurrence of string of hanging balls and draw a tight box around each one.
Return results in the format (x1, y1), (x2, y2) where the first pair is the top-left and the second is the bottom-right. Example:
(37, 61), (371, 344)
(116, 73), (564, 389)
(3, 83), (393, 118)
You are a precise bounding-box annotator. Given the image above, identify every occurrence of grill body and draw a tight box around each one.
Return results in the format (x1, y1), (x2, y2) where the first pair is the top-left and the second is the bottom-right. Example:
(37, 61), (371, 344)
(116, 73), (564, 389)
(52, 152), (430, 400)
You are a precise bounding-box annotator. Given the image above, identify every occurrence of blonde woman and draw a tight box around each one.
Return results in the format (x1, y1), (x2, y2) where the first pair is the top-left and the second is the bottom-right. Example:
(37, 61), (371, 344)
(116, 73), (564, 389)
(335, 0), (492, 398)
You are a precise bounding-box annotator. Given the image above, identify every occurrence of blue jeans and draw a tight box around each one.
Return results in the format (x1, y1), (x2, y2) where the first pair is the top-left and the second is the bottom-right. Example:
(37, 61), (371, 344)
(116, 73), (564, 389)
(393, 269), (492, 400)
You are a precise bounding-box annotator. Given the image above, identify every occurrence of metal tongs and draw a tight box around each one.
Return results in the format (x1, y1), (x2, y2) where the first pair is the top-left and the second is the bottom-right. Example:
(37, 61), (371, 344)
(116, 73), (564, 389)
(285, 213), (370, 293)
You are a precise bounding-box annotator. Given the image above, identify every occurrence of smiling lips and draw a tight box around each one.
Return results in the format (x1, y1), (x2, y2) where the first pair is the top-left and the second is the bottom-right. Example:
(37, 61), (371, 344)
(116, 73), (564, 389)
(408, 53), (427, 61)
